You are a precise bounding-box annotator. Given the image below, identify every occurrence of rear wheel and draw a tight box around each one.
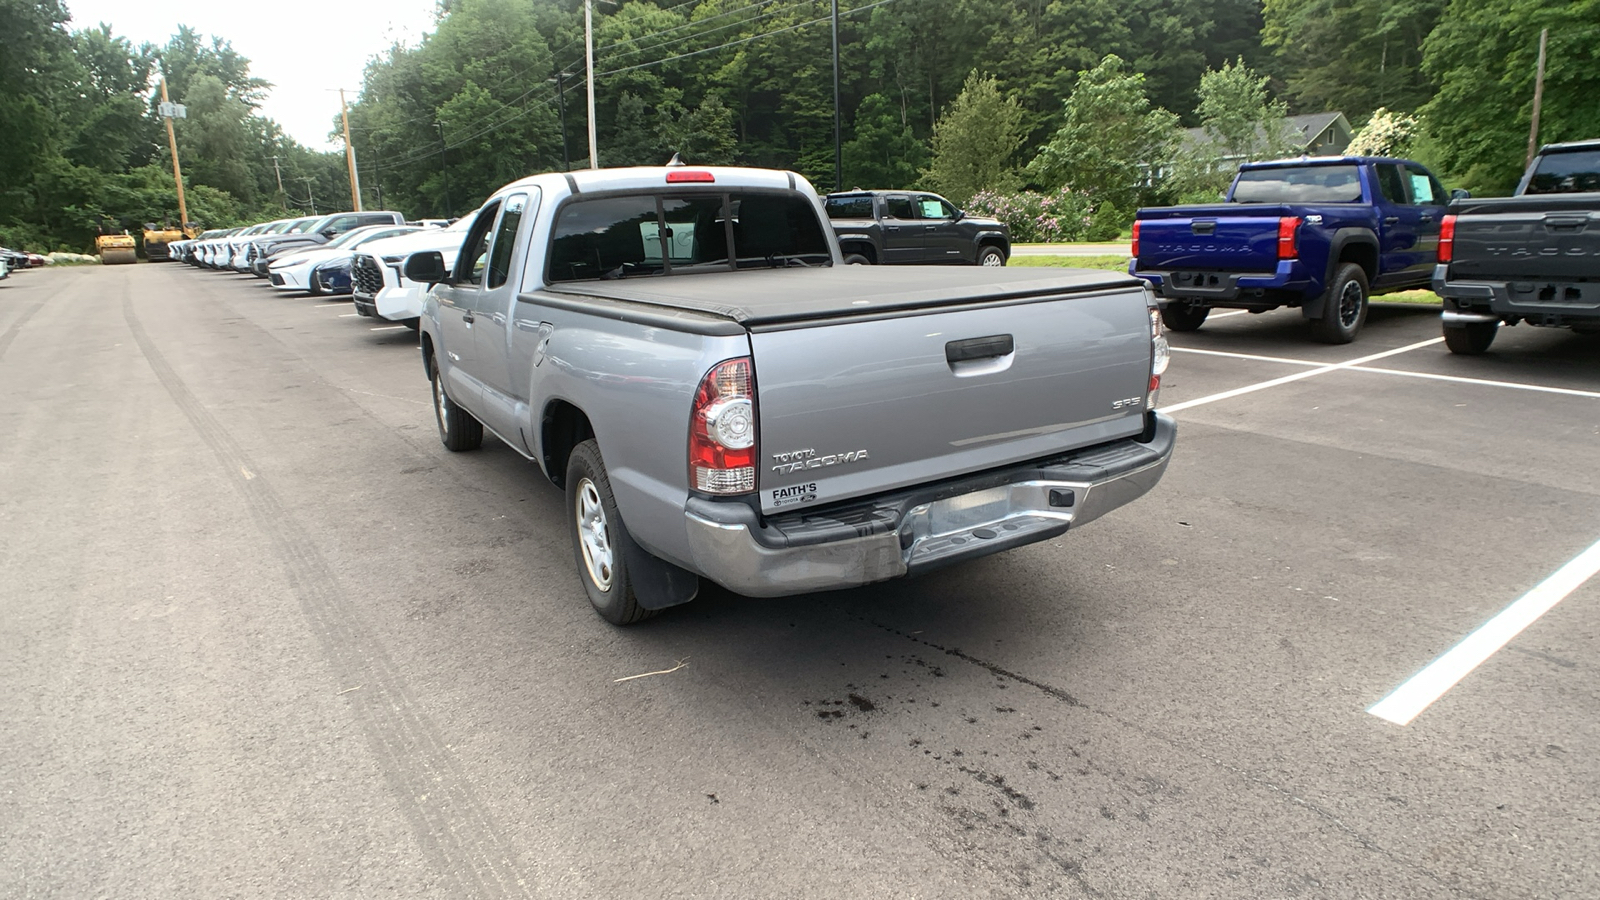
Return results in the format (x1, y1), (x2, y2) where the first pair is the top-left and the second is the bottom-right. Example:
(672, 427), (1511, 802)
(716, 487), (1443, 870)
(977, 246), (1006, 267)
(1443, 321), (1498, 355)
(1161, 305), (1210, 332)
(1312, 263), (1369, 344)
(843, 253), (871, 265)
(566, 440), (655, 625)
(429, 354), (483, 451)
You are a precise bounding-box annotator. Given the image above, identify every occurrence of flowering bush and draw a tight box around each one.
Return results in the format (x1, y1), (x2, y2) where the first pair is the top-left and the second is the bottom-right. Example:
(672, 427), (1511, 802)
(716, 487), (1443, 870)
(966, 187), (1100, 242)
(1347, 108), (1420, 159)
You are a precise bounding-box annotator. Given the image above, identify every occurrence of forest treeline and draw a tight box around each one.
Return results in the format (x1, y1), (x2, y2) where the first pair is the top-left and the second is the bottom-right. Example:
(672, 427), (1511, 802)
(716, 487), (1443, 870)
(2, 0), (1596, 250)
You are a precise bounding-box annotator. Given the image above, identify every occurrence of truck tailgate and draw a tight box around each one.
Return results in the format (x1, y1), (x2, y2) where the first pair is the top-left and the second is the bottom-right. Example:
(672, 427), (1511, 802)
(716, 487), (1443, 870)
(1449, 196), (1599, 281)
(1136, 204), (1285, 273)
(750, 288), (1153, 514)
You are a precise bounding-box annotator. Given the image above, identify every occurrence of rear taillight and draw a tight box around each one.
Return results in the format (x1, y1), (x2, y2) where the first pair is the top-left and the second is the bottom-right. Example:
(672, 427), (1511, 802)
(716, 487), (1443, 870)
(667, 170), (715, 183)
(1131, 220), (1141, 259)
(689, 357), (757, 494)
(1277, 216), (1301, 260)
(1438, 214), (1457, 263)
(1148, 307), (1168, 408)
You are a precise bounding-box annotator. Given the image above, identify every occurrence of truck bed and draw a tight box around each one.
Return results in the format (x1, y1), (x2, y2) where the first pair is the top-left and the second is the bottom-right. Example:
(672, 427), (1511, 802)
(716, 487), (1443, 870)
(540, 266), (1142, 327)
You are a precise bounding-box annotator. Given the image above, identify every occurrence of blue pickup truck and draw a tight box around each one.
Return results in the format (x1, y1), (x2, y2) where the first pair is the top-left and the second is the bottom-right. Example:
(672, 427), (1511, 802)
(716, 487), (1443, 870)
(1131, 157), (1452, 342)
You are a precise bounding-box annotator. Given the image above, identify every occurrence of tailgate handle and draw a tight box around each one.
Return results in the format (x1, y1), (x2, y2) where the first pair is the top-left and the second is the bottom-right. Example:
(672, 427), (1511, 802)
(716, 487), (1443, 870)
(1544, 215), (1586, 231)
(946, 334), (1014, 364)
(1190, 221), (1216, 235)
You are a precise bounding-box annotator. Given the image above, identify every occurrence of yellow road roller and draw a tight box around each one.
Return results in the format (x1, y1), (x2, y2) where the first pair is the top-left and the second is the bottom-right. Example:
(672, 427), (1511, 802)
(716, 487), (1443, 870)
(97, 233), (138, 265)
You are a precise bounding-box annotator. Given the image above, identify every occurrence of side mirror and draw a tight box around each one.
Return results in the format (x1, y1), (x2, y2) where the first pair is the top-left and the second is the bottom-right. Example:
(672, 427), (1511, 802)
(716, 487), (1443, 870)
(952, 209), (965, 222)
(320, 228), (338, 238)
(403, 251), (450, 284)
(1450, 188), (1471, 201)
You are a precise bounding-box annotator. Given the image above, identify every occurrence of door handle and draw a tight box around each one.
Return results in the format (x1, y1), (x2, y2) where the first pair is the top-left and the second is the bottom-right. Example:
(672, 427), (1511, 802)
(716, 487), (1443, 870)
(1420, 214), (1434, 223)
(1384, 217), (1400, 225)
(462, 312), (475, 324)
(946, 334), (1014, 364)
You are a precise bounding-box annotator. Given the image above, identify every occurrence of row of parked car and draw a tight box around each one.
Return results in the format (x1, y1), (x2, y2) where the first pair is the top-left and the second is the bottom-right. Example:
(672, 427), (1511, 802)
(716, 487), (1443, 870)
(165, 209), (472, 329)
(0, 246), (51, 280)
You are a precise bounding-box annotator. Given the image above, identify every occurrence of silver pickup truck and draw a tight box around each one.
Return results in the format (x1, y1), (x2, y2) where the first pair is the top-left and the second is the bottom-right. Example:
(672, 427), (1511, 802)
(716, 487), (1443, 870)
(406, 164), (1176, 624)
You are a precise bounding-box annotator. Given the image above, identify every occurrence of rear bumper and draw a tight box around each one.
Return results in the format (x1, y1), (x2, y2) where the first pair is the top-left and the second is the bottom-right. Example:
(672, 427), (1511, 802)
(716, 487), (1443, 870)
(1135, 259), (1311, 304)
(683, 412), (1175, 598)
(1433, 265), (1600, 326)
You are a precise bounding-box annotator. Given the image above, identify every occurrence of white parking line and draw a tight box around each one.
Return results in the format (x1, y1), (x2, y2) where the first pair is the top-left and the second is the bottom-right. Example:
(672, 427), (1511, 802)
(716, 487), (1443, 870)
(1208, 310), (1249, 319)
(1160, 338), (1443, 413)
(337, 313), (359, 318)
(314, 303), (347, 308)
(370, 325), (408, 332)
(1369, 535), (1600, 726)
(1172, 347), (1600, 401)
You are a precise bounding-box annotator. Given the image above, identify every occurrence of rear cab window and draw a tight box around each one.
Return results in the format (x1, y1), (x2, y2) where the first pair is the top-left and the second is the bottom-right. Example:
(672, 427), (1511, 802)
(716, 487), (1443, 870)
(1232, 165), (1365, 203)
(1525, 149), (1600, 194)
(824, 195), (875, 219)
(546, 191), (831, 282)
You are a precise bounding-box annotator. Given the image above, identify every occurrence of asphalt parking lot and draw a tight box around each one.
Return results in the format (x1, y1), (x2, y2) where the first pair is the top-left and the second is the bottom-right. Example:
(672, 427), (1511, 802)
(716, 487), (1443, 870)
(2, 265), (1597, 899)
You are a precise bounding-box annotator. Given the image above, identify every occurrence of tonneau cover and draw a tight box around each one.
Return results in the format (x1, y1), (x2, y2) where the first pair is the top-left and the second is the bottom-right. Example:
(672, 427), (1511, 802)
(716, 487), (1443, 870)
(542, 266), (1141, 327)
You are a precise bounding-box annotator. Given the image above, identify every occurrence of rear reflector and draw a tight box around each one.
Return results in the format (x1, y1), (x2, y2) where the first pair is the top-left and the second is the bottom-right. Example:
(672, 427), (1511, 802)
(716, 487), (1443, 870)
(667, 170), (715, 183)
(1277, 216), (1301, 260)
(1438, 214), (1457, 263)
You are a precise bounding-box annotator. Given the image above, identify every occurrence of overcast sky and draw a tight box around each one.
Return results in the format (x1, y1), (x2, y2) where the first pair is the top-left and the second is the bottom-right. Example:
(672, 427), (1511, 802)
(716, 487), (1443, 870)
(66, 0), (443, 151)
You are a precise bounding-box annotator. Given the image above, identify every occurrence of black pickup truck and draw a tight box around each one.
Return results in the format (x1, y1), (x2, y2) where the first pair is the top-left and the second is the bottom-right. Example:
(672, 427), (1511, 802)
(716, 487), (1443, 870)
(1435, 139), (1600, 354)
(824, 190), (1011, 266)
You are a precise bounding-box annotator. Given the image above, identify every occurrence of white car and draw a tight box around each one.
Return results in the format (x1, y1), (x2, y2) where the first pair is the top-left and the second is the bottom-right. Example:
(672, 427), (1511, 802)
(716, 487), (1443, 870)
(350, 213), (479, 324)
(230, 217), (317, 271)
(266, 224), (423, 294)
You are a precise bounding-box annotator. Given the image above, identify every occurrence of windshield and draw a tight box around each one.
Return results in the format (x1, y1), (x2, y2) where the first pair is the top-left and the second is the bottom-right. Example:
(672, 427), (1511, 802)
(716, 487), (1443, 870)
(1525, 149), (1600, 194)
(1232, 165), (1364, 203)
(547, 191), (831, 282)
(825, 196), (875, 219)
(347, 227), (420, 248)
(285, 219), (319, 234)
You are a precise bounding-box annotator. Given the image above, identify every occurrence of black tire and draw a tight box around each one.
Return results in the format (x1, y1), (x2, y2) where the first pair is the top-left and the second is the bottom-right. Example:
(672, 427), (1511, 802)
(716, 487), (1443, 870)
(977, 246), (1006, 267)
(843, 253), (871, 265)
(429, 353), (483, 451)
(1312, 262), (1369, 344)
(565, 440), (656, 625)
(1443, 321), (1498, 355)
(1161, 304), (1210, 332)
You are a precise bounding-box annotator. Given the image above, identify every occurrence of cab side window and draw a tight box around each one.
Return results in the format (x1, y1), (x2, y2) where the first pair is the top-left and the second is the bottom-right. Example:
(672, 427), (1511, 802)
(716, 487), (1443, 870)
(918, 197), (954, 220)
(454, 200), (502, 286)
(884, 196), (916, 219)
(1376, 165), (1408, 205)
(1405, 166), (1442, 205)
(486, 194), (527, 289)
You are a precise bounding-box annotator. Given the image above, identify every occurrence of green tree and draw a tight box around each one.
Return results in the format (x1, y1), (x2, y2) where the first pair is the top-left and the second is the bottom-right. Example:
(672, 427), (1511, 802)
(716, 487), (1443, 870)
(841, 93), (929, 190)
(923, 72), (1026, 205)
(1263, 0), (1444, 118)
(1026, 54), (1178, 211)
(1420, 0), (1600, 195)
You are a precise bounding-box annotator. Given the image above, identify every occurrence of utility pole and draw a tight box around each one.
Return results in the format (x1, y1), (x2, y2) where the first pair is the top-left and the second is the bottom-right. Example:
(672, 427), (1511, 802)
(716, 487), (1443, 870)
(831, 0), (842, 192)
(302, 177), (317, 216)
(552, 72), (570, 171)
(159, 79), (190, 229)
(585, 0), (599, 168)
(269, 155), (286, 207)
(340, 89), (363, 211)
(1525, 28), (1549, 170)
(435, 120), (453, 215)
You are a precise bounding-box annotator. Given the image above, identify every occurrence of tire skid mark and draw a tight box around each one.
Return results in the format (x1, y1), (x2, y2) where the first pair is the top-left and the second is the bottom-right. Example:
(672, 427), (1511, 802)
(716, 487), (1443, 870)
(853, 612), (1490, 900)
(121, 294), (533, 899)
(0, 300), (47, 363)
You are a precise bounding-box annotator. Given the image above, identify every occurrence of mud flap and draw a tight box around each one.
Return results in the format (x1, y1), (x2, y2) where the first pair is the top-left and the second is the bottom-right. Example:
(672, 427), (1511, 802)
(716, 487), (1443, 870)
(621, 530), (700, 610)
